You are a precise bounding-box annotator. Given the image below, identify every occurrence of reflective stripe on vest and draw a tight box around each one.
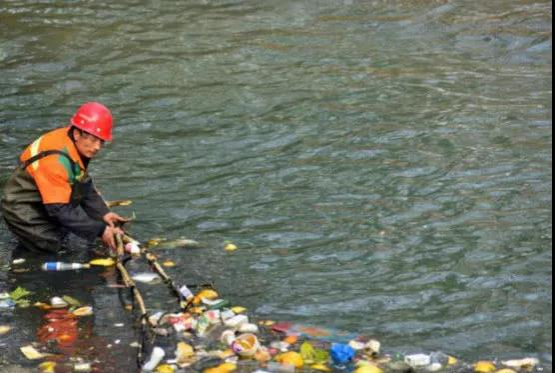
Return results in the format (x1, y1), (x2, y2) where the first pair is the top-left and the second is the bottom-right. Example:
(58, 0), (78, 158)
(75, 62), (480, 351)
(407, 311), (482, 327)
(29, 136), (43, 171)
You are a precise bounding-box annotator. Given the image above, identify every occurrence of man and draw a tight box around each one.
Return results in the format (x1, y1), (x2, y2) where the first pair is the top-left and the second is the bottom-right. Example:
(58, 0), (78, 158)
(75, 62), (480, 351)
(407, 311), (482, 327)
(1, 102), (127, 253)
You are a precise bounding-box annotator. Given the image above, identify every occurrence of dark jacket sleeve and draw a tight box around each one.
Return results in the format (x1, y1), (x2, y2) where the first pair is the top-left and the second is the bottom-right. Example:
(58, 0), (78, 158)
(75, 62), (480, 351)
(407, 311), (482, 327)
(81, 179), (110, 220)
(45, 203), (106, 241)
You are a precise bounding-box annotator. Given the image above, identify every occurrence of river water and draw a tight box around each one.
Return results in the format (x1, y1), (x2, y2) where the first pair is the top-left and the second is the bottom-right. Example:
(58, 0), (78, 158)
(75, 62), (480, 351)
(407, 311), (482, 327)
(0, 0), (552, 372)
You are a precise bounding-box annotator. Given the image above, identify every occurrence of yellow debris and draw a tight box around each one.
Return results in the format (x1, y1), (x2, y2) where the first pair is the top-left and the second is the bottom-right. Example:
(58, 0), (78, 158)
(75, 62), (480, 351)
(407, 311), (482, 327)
(231, 306), (247, 314)
(224, 243), (238, 252)
(354, 365), (383, 373)
(312, 363), (332, 372)
(89, 258), (116, 267)
(34, 302), (52, 311)
(474, 361), (497, 373)
(276, 352), (304, 368)
(190, 306), (205, 314)
(106, 200), (133, 207)
(283, 335), (299, 345)
(448, 356), (459, 365)
(38, 361), (57, 373)
(156, 364), (176, 373)
(259, 320), (275, 326)
(20, 345), (52, 360)
(72, 306), (94, 317)
(176, 342), (195, 365)
(193, 289), (219, 305)
(147, 238), (163, 247)
(0, 326), (11, 335)
(162, 260), (176, 267)
(254, 347), (272, 363)
(496, 370), (517, 373)
(219, 349), (236, 359)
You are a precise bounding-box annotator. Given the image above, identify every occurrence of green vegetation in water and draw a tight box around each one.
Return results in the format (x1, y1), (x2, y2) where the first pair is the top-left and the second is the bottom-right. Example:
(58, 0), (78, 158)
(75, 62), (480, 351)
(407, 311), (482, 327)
(9, 287), (32, 308)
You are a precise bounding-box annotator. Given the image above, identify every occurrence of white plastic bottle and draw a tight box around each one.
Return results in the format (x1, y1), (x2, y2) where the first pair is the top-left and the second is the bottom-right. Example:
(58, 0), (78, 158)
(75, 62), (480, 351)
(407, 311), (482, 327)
(41, 262), (90, 271)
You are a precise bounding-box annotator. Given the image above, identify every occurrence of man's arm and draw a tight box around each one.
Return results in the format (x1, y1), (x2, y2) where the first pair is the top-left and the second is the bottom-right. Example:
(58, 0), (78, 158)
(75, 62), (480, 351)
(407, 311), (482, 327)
(45, 203), (105, 240)
(80, 179), (110, 220)
(45, 203), (123, 250)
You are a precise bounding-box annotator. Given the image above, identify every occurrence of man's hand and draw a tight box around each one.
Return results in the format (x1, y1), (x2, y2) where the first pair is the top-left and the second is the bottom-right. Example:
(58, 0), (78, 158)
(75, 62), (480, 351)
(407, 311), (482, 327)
(101, 225), (125, 251)
(102, 212), (130, 228)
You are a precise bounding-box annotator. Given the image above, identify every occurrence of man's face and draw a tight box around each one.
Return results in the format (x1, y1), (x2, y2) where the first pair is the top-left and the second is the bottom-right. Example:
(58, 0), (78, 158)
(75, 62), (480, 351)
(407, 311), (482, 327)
(74, 130), (105, 159)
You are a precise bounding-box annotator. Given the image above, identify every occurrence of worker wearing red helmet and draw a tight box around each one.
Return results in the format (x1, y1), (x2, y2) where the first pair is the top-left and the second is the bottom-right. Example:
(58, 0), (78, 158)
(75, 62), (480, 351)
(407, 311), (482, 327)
(1, 102), (127, 253)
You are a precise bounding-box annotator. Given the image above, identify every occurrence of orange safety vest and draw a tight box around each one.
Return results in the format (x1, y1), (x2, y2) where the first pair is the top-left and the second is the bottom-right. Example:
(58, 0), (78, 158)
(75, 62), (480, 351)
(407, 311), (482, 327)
(20, 127), (87, 204)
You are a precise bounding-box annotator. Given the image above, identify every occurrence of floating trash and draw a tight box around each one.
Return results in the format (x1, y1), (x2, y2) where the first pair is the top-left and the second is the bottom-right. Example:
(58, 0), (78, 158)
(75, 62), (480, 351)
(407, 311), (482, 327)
(72, 306), (94, 317)
(50, 296), (69, 309)
(330, 343), (356, 365)
(7, 286), (33, 308)
(143, 346), (165, 371)
(148, 238), (202, 250)
(193, 289), (219, 305)
(224, 243), (238, 252)
(12, 258), (26, 265)
(473, 361), (497, 373)
(405, 353), (432, 367)
(73, 362), (92, 372)
(38, 361), (57, 373)
(276, 351), (304, 369)
(156, 364), (176, 373)
(20, 345), (52, 360)
(42, 262), (90, 271)
(0, 299), (15, 310)
(23, 232), (541, 373)
(62, 295), (82, 307)
(502, 358), (540, 369)
(89, 258), (116, 267)
(231, 333), (260, 357)
(354, 364), (382, 373)
(131, 272), (162, 284)
(0, 325), (12, 335)
(106, 199), (133, 208)
(175, 342), (195, 365)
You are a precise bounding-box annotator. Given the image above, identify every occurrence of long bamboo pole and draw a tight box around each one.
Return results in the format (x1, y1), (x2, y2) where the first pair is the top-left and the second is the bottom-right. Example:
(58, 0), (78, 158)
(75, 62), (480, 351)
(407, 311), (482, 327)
(113, 233), (152, 368)
(122, 234), (193, 310)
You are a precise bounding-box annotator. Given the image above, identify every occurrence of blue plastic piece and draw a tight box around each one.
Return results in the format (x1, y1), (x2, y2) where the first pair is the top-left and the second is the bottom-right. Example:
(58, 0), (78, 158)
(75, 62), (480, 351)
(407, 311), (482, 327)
(330, 343), (356, 365)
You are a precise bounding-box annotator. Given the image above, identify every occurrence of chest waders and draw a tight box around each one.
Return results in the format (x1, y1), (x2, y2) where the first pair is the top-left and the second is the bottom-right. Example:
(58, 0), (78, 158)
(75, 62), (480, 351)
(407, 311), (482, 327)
(1, 150), (90, 253)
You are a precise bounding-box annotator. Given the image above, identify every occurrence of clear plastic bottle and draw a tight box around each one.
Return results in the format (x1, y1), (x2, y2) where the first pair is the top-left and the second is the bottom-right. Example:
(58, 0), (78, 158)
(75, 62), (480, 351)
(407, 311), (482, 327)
(41, 262), (90, 271)
(142, 346), (165, 371)
(429, 351), (450, 371)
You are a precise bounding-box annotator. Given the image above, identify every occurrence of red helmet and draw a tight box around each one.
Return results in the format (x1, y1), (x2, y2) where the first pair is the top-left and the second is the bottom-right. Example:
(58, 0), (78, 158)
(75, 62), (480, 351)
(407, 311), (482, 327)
(70, 102), (113, 141)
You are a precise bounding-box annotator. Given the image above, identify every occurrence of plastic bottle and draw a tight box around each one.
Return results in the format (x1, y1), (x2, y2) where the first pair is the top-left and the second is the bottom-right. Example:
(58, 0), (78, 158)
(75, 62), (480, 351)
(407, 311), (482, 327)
(179, 285), (194, 301)
(404, 353), (431, 367)
(125, 242), (141, 255)
(142, 347), (165, 371)
(41, 262), (90, 271)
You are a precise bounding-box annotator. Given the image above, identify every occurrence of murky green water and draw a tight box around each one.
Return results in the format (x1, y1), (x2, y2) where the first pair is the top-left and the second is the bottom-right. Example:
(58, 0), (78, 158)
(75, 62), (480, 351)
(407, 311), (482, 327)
(0, 0), (552, 372)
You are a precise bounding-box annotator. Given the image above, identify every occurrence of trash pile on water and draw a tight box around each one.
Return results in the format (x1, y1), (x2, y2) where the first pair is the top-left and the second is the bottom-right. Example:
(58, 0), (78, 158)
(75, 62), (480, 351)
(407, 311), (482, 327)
(118, 288), (542, 373)
(0, 240), (545, 373)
